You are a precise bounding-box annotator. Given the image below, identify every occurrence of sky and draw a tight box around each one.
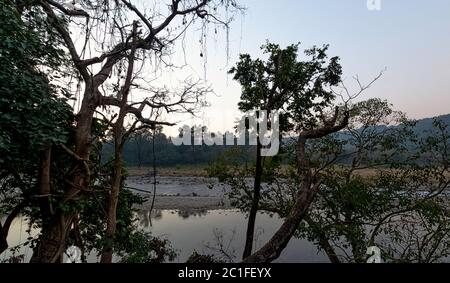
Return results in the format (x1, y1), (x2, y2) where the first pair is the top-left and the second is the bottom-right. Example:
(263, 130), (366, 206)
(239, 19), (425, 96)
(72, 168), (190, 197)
(79, 0), (450, 136)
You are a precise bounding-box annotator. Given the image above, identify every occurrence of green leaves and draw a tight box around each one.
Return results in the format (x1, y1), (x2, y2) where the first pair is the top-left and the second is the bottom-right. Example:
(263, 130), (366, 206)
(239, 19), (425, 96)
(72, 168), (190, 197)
(119, 231), (176, 263)
(0, 1), (73, 164)
(230, 42), (342, 133)
(0, 0), (74, 234)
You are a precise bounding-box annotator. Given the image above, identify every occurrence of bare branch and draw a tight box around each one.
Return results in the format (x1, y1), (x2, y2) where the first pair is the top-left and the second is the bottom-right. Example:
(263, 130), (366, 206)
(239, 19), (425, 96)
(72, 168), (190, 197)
(40, 0), (90, 82)
(45, 0), (89, 18)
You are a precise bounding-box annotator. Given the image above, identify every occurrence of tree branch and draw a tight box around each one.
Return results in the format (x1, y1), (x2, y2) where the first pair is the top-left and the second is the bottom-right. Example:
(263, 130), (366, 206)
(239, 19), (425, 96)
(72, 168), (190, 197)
(40, 0), (90, 82)
(45, 0), (89, 18)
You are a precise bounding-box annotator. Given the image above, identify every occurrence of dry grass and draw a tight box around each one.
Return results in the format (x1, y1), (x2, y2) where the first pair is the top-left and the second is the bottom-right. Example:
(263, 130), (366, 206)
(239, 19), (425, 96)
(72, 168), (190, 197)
(127, 164), (449, 179)
(127, 165), (209, 177)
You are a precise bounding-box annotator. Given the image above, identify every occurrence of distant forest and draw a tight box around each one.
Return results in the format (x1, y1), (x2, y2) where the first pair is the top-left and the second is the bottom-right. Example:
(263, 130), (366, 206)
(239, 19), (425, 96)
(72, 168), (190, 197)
(102, 114), (450, 167)
(102, 128), (256, 167)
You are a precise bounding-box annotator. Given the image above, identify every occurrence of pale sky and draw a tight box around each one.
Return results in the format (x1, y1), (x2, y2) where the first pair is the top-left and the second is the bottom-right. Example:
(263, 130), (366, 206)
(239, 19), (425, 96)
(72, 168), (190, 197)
(154, 0), (450, 136)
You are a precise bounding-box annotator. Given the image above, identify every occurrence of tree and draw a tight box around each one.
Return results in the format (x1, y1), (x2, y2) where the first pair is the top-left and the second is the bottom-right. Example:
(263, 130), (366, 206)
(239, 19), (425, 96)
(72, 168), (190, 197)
(229, 43), (299, 259)
(217, 43), (386, 262)
(28, 0), (241, 262)
(242, 110), (351, 263)
(213, 42), (375, 262)
(0, 0), (73, 254)
(252, 99), (450, 262)
(306, 107), (449, 262)
(98, 21), (211, 262)
(131, 129), (152, 168)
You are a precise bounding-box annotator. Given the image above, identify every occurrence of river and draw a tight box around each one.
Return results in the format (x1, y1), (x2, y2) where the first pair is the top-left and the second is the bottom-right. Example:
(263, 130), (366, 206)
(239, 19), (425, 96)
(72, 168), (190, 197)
(1, 209), (328, 263)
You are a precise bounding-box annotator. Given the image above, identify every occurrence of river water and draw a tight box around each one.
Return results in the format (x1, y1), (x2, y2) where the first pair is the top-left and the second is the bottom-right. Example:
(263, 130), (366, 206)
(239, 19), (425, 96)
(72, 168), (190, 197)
(1, 209), (328, 263)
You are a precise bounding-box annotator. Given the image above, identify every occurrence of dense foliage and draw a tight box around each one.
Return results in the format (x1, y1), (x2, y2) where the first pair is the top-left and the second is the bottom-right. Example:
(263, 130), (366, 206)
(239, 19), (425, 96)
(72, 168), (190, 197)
(0, 1), (176, 262)
(210, 98), (450, 263)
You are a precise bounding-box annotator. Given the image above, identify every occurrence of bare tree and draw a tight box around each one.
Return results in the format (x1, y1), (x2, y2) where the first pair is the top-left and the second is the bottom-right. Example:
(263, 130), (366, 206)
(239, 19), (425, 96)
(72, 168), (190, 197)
(30, 0), (241, 262)
(99, 21), (212, 262)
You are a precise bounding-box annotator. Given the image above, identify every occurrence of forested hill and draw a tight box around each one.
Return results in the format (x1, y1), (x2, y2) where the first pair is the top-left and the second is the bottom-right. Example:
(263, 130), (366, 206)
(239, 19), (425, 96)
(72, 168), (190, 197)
(102, 114), (450, 167)
(412, 114), (450, 136)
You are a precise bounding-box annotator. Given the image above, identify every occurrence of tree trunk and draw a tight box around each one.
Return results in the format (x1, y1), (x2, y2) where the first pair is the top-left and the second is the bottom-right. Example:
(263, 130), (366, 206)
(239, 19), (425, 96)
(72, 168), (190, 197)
(30, 213), (76, 263)
(0, 147), (54, 257)
(242, 137), (317, 263)
(30, 89), (95, 263)
(242, 142), (263, 259)
(0, 200), (28, 255)
(100, 147), (123, 263)
(99, 85), (127, 264)
(304, 216), (341, 263)
(319, 237), (341, 264)
(242, 176), (318, 263)
(348, 233), (366, 263)
(38, 145), (53, 221)
(72, 215), (87, 262)
(0, 222), (7, 255)
(242, 111), (350, 263)
(100, 27), (137, 263)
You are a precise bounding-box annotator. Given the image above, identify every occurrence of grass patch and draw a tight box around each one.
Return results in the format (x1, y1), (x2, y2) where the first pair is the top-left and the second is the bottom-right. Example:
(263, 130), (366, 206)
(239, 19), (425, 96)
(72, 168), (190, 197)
(127, 164), (209, 177)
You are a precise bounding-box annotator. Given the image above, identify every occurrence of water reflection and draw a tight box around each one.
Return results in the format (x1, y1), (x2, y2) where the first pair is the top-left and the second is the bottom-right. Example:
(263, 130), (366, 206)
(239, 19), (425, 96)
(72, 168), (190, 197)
(0, 215), (39, 263)
(176, 209), (209, 219)
(137, 209), (212, 228)
(137, 209), (328, 263)
(1, 210), (328, 263)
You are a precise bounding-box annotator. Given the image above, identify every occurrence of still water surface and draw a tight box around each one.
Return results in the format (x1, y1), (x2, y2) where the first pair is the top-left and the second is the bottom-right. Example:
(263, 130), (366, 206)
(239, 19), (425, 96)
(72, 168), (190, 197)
(1, 210), (328, 263)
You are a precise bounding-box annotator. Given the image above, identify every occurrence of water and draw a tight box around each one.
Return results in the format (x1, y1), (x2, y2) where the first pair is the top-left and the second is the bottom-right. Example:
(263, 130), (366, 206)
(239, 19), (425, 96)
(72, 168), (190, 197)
(1, 216), (39, 263)
(1, 210), (328, 263)
(137, 209), (328, 263)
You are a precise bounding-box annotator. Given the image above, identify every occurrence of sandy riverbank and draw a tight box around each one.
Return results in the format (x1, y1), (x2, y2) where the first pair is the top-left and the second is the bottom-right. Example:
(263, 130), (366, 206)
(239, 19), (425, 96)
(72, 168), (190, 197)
(126, 176), (233, 211)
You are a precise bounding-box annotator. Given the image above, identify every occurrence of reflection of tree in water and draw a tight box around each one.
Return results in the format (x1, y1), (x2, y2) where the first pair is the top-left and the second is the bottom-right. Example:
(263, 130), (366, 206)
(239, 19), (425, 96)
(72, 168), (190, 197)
(137, 209), (163, 228)
(138, 209), (211, 228)
(203, 228), (238, 263)
(152, 210), (163, 220)
(177, 209), (208, 219)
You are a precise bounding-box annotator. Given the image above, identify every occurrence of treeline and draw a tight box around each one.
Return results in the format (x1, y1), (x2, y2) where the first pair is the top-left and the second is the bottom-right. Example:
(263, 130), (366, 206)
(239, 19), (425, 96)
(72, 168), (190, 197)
(103, 114), (450, 168)
(102, 129), (256, 167)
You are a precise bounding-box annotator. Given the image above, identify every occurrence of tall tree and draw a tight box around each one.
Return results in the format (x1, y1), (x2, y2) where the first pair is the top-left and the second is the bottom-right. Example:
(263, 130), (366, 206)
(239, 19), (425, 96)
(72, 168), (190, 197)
(220, 42), (384, 262)
(29, 0), (241, 262)
(98, 21), (210, 262)
(0, 0), (73, 254)
(226, 42), (347, 260)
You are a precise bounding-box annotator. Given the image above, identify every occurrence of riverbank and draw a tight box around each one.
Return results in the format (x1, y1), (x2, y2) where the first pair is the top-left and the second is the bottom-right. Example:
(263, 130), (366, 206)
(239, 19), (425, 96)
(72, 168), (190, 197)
(126, 175), (232, 211)
(127, 166), (209, 178)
